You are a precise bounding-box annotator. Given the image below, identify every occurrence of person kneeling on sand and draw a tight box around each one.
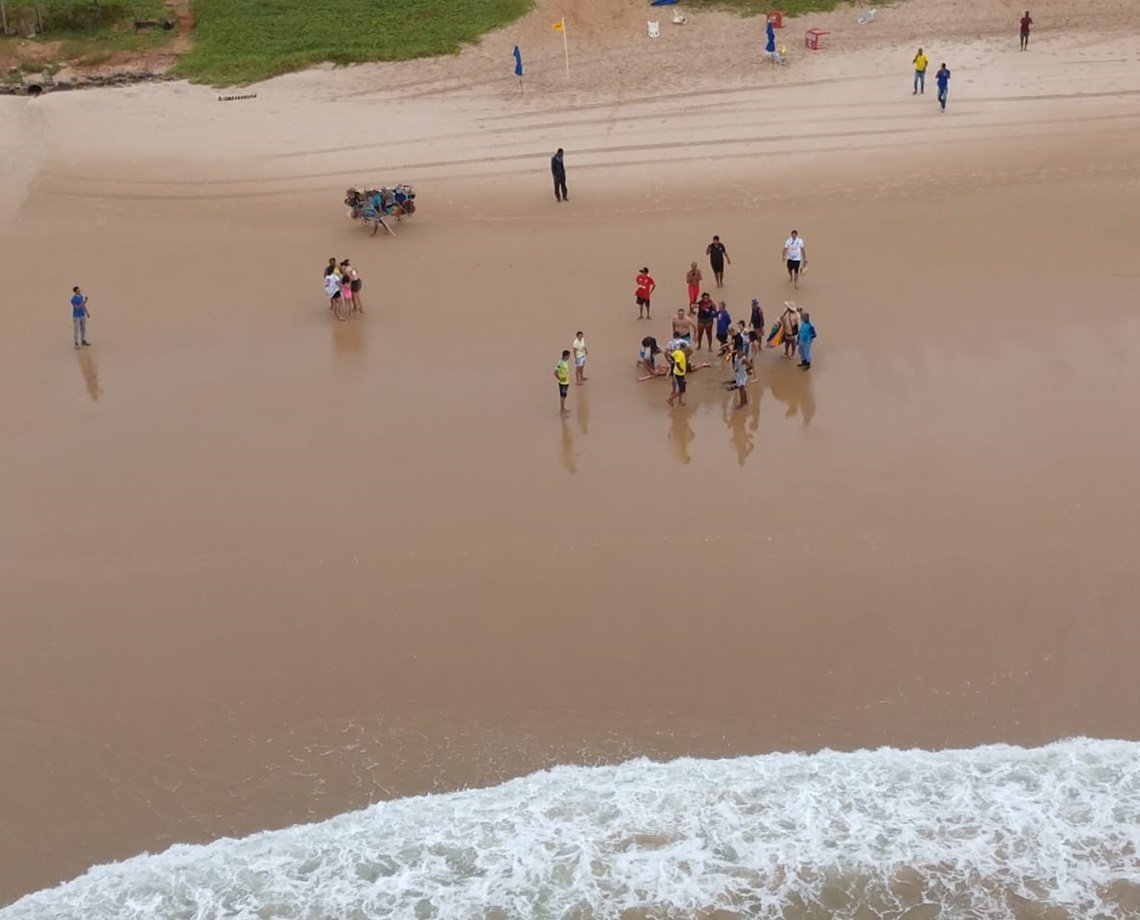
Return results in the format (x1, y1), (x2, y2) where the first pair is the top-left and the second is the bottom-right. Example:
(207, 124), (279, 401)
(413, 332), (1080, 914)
(638, 336), (669, 380)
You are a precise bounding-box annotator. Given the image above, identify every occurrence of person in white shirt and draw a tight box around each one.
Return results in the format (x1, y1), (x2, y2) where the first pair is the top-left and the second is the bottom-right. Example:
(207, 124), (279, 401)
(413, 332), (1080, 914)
(782, 230), (807, 289)
(572, 331), (588, 384)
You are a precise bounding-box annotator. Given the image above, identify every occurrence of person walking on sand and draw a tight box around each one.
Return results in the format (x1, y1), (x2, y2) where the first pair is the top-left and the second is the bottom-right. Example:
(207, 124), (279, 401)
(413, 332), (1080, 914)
(935, 63), (951, 111)
(706, 235), (730, 288)
(666, 342), (688, 408)
(551, 148), (568, 202)
(913, 47), (928, 94)
(797, 311), (818, 370)
(685, 262), (702, 312)
(779, 302), (800, 359)
(554, 349), (572, 416)
(1019, 11), (1033, 50)
(782, 230), (807, 289)
(70, 286), (91, 349)
(572, 331), (588, 384)
(635, 267), (656, 319)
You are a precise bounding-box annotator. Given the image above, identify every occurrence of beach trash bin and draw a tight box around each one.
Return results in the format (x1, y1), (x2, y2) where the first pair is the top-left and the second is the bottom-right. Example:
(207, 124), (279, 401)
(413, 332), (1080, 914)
(767, 12), (783, 28)
(805, 28), (828, 50)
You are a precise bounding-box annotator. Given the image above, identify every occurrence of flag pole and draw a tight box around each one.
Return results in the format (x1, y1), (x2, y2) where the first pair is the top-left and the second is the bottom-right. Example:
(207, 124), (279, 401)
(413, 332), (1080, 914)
(561, 17), (569, 81)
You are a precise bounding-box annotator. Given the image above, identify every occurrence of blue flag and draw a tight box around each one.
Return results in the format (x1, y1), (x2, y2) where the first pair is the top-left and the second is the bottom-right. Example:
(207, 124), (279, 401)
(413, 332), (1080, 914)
(512, 45), (523, 77)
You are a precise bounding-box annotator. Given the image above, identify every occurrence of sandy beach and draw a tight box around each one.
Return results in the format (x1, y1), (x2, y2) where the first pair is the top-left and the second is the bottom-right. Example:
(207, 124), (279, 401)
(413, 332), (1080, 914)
(2, 0), (1140, 909)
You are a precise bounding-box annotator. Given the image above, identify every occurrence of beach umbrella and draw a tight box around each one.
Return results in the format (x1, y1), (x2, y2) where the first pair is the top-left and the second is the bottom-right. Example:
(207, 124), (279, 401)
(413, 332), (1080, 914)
(766, 21), (776, 54)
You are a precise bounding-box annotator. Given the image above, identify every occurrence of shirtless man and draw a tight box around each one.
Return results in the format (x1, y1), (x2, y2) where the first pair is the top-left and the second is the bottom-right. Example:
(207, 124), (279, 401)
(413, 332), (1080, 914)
(685, 263), (703, 312)
(671, 308), (696, 344)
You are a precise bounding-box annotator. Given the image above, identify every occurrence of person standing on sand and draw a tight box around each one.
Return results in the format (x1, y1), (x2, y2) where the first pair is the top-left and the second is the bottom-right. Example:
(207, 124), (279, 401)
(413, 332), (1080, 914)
(70, 286), (91, 349)
(706, 235), (730, 288)
(339, 261), (354, 313)
(715, 301), (733, 351)
(782, 230), (807, 288)
(913, 47), (928, 94)
(685, 262), (702, 311)
(635, 267), (656, 319)
(672, 308), (696, 344)
(551, 148), (568, 202)
(798, 311), (817, 370)
(343, 259), (364, 313)
(1020, 11), (1033, 50)
(572, 331), (588, 384)
(324, 269), (344, 320)
(696, 294), (717, 350)
(666, 343), (688, 408)
(554, 349), (571, 416)
(732, 346), (753, 409)
(750, 299), (765, 339)
(936, 63), (951, 111)
(779, 302), (800, 359)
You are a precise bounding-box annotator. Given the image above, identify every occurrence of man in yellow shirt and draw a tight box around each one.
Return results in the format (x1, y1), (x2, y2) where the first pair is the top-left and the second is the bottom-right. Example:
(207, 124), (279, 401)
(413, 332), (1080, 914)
(554, 349), (571, 416)
(666, 345), (688, 408)
(913, 48), (928, 95)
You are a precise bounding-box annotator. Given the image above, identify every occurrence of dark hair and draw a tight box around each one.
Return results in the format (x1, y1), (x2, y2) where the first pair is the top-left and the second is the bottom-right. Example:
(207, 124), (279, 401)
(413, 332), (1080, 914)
(576, 331), (583, 337)
(712, 235), (720, 241)
(556, 148), (563, 154)
(72, 285), (80, 293)
(562, 349), (571, 358)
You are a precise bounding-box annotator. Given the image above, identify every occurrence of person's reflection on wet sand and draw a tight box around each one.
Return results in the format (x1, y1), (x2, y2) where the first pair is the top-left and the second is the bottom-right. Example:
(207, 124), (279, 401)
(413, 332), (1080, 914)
(577, 387), (589, 435)
(77, 349), (101, 402)
(332, 316), (366, 357)
(668, 406), (695, 465)
(764, 361), (816, 426)
(560, 417), (578, 474)
(722, 393), (755, 467)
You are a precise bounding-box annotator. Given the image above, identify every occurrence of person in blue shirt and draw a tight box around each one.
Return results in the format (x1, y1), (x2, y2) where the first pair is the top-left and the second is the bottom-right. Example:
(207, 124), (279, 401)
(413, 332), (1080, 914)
(935, 63), (951, 111)
(797, 311), (817, 370)
(70, 286), (90, 350)
(714, 302), (733, 350)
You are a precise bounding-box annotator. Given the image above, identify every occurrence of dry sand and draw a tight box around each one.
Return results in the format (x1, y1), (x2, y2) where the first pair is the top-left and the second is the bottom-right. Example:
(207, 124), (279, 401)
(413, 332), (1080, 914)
(1, 0), (1140, 903)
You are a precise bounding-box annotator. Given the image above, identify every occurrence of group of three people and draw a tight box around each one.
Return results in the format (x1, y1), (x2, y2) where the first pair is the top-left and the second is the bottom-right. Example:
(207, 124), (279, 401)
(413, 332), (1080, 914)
(323, 258), (365, 321)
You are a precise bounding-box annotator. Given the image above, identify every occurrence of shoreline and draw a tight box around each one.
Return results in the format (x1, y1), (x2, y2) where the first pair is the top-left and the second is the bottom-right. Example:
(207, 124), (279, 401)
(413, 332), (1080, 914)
(2, 0), (1140, 905)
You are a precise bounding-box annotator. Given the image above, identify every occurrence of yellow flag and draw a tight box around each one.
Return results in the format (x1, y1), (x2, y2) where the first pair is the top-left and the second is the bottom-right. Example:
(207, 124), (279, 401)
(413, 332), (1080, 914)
(552, 19), (564, 31)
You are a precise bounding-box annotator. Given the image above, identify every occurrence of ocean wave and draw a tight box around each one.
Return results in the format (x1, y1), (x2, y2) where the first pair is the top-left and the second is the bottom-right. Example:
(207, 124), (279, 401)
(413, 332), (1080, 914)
(4, 739), (1139, 920)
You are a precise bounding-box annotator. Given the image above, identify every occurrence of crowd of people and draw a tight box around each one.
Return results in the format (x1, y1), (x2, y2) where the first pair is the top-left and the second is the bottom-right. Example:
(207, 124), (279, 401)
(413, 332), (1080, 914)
(322, 257), (365, 321)
(551, 222), (823, 416)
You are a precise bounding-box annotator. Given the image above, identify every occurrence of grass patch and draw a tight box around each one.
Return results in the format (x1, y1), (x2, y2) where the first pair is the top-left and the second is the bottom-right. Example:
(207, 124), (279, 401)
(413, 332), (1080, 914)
(176, 0), (534, 86)
(2, 1), (175, 59)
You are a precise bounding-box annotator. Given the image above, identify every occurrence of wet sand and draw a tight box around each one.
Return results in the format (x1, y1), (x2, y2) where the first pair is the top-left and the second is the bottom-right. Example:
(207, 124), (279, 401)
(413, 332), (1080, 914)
(2, 0), (1140, 904)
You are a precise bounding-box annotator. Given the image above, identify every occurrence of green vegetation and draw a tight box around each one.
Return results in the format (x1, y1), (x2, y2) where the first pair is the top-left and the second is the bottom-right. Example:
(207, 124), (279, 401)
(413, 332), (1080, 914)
(2, 1), (174, 64)
(176, 0), (534, 86)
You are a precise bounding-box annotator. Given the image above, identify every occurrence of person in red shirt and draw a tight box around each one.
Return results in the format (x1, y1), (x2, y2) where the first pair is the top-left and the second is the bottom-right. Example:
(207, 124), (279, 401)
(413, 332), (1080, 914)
(635, 267), (656, 319)
(1020, 10), (1033, 50)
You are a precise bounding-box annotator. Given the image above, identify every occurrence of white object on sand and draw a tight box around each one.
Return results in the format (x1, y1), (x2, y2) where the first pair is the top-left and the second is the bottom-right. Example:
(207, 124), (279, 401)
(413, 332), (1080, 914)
(648, 20), (660, 38)
(857, 9), (876, 24)
(672, 10), (686, 25)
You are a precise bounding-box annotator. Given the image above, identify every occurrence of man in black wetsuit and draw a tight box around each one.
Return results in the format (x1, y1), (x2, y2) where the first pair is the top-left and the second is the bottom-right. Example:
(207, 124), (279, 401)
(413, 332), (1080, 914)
(551, 148), (568, 203)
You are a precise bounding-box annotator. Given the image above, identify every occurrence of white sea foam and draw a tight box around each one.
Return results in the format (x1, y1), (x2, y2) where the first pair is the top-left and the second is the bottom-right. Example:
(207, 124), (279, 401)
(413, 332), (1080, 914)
(4, 739), (1140, 919)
